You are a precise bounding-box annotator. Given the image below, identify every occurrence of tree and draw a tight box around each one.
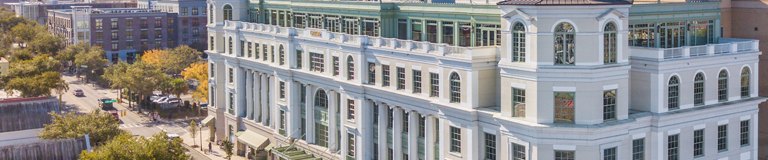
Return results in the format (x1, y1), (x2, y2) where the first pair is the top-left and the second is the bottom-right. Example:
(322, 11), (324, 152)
(74, 46), (108, 82)
(181, 62), (208, 103)
(163, 78), (189, 99)
(4, 71), (67, 97)
(222, 140), (234, 160)
(80, 132), (189, 160)
(57, 42), (90, 69)
(189, 120), (198, 147)
(102, 62), (130, 102)
(123, 62), (168, 109)
(140, 49), (170, 71)
(39, 111), (126, 146)
(27, 32), (64, 55)
(9, 23), (42, 47)
(167, 45), (202, 74)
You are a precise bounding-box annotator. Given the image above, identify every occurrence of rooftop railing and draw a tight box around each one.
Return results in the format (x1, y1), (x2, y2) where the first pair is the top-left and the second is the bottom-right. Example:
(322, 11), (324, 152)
(223, 20), (499, 59)
(631, 38), (759, 61)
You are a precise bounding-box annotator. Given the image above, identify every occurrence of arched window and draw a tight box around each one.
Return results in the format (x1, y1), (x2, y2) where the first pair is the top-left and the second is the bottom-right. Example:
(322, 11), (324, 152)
(223, 5), (232, 21)
(314, 89), (329, 147)
(718, 70), (728, 102)
(603, 22), (617, 64)
(694, 73), (705, 106)
(449, 72), (461, 103)
(208, 5), (214, 23)
(347, 56), (355, 80)
(741, 67), (750, 98)
(554, 22), (575, 65)
(512, 22), (526, 62)
(227, 37), (232, 54)
(278, 45), (285, 65)
(668, 76), (680, 110)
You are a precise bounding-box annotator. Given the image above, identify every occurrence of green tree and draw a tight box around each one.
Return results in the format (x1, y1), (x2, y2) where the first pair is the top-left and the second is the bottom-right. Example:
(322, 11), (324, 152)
(167, 45), (202, 74)
(189, 120), (198, 147)
(80, 132), (189, 160)
(39, 110), (126, 145)
(222, 140), (234, 160)
(3, 71), (67, 97)
(74, 46), (108, 82)
(124, 62), (168, 109)
(4, 54), (60, 78)
(9, 23), (42, 47)
(102, 62), (130, 102)
(163, 78), (189, 99)
(57, 42), (90, 68)
(27, 32), (64, 55)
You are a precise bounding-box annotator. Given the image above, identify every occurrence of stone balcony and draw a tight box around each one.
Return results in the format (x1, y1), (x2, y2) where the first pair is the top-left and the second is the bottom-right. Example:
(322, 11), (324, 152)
(630, 38), (760, 61)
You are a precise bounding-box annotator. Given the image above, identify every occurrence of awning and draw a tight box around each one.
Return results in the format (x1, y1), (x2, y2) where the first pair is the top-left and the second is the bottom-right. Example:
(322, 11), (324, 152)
(201, 116), (215, 126)
(236, 131), (270, 150)
(272, 146), (317, 160)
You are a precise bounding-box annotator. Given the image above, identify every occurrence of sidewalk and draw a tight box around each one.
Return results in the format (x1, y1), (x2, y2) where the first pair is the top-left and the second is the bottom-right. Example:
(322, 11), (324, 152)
(179, 127), (247, 160)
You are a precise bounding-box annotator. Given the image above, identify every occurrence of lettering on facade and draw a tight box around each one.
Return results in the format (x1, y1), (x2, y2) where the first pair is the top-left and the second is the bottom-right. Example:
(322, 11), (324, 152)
(310, 31), (322, 37)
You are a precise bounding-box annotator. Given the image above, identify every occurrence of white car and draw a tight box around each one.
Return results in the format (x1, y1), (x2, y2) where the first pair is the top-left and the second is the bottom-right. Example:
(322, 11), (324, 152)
(153, 97), (168, 103)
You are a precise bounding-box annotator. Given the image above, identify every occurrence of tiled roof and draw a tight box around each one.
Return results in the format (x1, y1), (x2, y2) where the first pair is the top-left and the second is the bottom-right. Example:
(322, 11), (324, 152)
(497, 0), (632, 5)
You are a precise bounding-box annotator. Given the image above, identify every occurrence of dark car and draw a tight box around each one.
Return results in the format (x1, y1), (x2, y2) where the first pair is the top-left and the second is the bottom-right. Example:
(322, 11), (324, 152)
(98, 98), (115, 110)
(73, 89), (84, 97)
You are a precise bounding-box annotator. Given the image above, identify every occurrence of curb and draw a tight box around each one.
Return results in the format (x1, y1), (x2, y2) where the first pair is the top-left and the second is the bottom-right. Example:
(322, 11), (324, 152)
(183, 143), (212, 160)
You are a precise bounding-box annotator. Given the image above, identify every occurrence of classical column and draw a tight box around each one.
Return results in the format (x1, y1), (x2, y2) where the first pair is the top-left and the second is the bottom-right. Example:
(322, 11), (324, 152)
(266, 76), (274, 128)
(328, 90), (339, 152)
(236, 67), (246, 117)
(288, 81), (301, 139)
(408, 111), (418, 159)
(377, 102), (388, 160)
(260, 74), (268, 125)
(437, 117), (445, 160)
(393, 107), (403, 160)
(305, 85), (315, 143)
(245, 71), (253, 120)
(359, 98), (373, 160)
(424, 115), (435, 160)
(254, 73), (261, 122)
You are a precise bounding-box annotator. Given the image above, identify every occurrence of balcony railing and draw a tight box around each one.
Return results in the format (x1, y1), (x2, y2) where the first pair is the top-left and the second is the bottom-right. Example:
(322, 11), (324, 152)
(630, 38), (759, 61)
(221, 20), (499, 59)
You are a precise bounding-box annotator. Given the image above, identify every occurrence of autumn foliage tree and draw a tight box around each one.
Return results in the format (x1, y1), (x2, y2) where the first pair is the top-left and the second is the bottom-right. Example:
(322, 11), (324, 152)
(181, 62), (208, 103)
(141, 45), (202, 74)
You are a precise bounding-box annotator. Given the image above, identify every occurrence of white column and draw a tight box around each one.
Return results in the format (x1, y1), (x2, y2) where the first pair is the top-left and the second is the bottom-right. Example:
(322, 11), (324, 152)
(260, 74), (268, 125)
(267, 76), (274, 128)
(254, 73), (261, 122)
(328, 90), (339, 152)
(467, 125), (478, 160)
(393, 108), (403, 160)
(408, 112), (418, 160)
(377, 102), (388, 160)
(305, 85), (315, 143)
(288, 81), (301, 139)
(359, 98), (373, 160)
(235, 67), (246, 117)
(424, 116), (435, 160)
(437, 118), (445, 160)
(245, 71), (253, 120)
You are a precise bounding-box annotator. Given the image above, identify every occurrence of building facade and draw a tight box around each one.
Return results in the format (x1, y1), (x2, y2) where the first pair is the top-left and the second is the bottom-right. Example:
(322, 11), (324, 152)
(48, 7), (178, 63)
(5, 1), (135, 25)
(204, 0), (763, 160)
(138, 0), (208, 51)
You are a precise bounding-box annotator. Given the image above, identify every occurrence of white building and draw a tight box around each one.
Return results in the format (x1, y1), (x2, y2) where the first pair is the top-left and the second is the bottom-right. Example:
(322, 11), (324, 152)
(202, 0), (764, 159)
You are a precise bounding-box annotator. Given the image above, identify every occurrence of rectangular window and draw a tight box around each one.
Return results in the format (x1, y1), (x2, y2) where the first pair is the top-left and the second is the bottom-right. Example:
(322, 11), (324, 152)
(368, 63), (376, 85)
(430, 73), (439, 97)
(95, 19), (103, 30)
(413, 70), (422, 93)
(632, 138), (644, 160)
(110, 18), (118, 29)
(347, 99), (355, 120)
(247, 42), (252, 57)
(449, 126), (461, 153)
(668, 134), (679, 160)
(397, 67), (405, 90)
(333, 56), (340, 76)
(554, 92), (575, 123)
(279, 81), (285, 100)
(718, 125), (728, 151)
(279, 110), (286, 135)
(512, 143), (526, 160)
(271, 45), (275, 63)
(295, 50), (302, 69)
(347, 133), (356, 159)
(554, 150), (575, 160)
(484, 133), (496, 160)
(228, 68), (233, 83)
(418, 116), (425, 138)
(512, 88), (526, 117)
(262, 45), (268, 61)
(228, 93), (234, 114)
(310, 52), (324, 72)
(693, 129), (704, 157)
(382, 65), (390, 87)
(603, 147), (616, 160)
(603, 90), (617, 121)
(741, 120), (750, 146)
(254, 43), (260, 59)
(240, 41), (245, 57)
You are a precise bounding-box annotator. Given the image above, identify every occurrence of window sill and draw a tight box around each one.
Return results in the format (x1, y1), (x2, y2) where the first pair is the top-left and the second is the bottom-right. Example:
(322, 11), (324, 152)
(448, 151), (462, 158)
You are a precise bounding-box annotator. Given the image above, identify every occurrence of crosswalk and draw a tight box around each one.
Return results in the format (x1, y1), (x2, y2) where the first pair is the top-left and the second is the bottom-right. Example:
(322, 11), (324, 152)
(119, 123), (144, 129)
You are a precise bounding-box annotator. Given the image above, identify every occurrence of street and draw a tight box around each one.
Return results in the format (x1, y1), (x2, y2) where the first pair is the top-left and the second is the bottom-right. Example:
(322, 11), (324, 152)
(60, 75), (210, 160)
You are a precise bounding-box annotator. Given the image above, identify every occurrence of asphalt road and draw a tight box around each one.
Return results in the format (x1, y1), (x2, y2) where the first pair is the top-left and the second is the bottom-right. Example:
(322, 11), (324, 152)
(60, 75), (208, 159)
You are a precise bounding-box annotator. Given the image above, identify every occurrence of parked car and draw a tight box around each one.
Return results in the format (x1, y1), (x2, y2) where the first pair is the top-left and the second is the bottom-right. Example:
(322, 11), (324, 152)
(153, 97), (168, 103)
(73, 89), (84, 97)
(164, 98), (181, 104)
(199, 103), (208, 110)
(98, 98), (115, 110)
